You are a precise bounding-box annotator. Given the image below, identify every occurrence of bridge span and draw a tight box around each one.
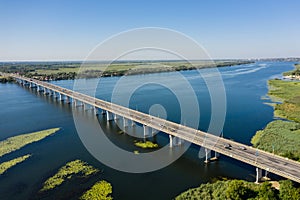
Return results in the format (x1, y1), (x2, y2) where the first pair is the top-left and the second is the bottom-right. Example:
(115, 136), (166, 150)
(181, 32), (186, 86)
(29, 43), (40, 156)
(4, 73), (300, 184)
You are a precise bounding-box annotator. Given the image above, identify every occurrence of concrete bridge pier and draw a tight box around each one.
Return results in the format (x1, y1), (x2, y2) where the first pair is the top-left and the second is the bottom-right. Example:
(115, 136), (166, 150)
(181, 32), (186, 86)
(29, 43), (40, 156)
(131, 120), (135, 126)
(263, 168), (270, 180)
(29, 82), (36, 88)
(114, 114), (119, 120)
(106, 111), (114, 121)
(169, 135), (173, 148)
(22, 80), (29, 86)
(44, 88), (49, 95)
(151, 128), (156, 136)
(123, 117), (129, 127)
(94, 107), (100, 115)
(143, 125), (151, 138)
(175, 137), (183, 146)
(66, 96), (71, 104)
(37, 85), (44, 92)
(213, 151), (219, 159)
(255, 168), (263, 183)
(59, 93), (64, 101)
(74, 99), (82, 107)
(83, 103), (90, 110)
(204, 148), (211, 163)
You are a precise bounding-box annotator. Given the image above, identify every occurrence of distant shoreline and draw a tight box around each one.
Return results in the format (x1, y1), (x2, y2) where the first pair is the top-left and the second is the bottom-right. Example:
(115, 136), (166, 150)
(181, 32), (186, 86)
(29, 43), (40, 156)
(0, 60), (254, 81)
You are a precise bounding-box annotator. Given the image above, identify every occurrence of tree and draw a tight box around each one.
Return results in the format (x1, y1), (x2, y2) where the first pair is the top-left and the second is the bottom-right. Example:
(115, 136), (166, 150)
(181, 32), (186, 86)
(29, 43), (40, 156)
(225, 180), (248, 200)
(279, 180), (300, 200)
(258, 182), (278, 200)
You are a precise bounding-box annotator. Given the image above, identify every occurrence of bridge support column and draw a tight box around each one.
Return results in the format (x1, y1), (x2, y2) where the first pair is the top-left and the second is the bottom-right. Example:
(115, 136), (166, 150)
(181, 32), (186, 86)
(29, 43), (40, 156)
(123, 117), (129, 127)
(44, 88), (49, 95)
(94, 107), (100, 115)
(83, 103), (91, 110)
(114, 114), (119, 120)
(59, 93), (64, 101)
(66, 96), (71, 104)
(214, 151), (219, 159)
(106, 111), (113, 121)
(29, 82), (36, 88)
(74, 99), (82, 107)
(204, 148), (211, 163)
(143, 125), (151, 138)
(151, 128), (156, 136)
(37, 85), (44, 92)
(169, 135), (173, 148)
(23, 81), (29, 86)
(263, 168), (270, 180)
(176, 137), (183, 146)
(131, 120), (135, 126)
(255, 168), (262, 183)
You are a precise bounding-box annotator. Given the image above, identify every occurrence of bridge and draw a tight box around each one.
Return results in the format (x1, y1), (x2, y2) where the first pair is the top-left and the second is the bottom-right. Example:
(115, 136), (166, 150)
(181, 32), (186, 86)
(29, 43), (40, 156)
(4, 72), (300, 184)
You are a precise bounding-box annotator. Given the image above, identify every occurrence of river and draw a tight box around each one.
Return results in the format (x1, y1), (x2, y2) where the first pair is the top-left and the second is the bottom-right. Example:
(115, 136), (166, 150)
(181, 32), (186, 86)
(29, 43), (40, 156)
(0, 61), (295, 199)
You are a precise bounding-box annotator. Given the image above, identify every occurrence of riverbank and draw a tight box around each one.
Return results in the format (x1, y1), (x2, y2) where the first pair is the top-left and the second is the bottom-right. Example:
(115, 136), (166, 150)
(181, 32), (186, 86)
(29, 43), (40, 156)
(0, 75), (14, 83)
(251, 63), (300, 161)
(0, 60), (254, 81)
(283, 63), (300, 80)
(175, 179), (300, 199)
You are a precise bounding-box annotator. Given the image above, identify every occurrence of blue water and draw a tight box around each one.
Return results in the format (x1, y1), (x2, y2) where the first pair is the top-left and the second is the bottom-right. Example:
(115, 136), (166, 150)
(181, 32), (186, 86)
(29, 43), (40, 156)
(0, 61), (295, 199)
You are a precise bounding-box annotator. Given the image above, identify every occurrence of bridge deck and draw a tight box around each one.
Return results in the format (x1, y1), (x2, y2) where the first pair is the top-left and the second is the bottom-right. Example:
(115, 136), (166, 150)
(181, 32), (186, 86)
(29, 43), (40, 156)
(6, 73), (300, 183)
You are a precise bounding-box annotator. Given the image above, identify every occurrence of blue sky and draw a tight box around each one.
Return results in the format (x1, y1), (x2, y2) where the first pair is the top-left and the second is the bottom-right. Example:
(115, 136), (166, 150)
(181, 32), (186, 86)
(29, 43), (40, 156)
(1, 0), (300, 60)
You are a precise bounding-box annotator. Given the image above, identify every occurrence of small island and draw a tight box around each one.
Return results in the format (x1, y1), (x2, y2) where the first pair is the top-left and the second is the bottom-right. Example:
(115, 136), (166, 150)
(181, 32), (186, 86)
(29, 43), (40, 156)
(39, 159), (113, 200)
(40, 159), (99, 192)
(134, 140), (159, 149)
(0, 128), (60, 176)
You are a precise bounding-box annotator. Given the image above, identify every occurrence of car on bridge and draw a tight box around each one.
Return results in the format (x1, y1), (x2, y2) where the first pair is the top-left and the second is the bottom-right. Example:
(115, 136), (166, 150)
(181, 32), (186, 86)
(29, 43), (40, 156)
(239, 146), (246, 150)
(224, 144), (231, 150)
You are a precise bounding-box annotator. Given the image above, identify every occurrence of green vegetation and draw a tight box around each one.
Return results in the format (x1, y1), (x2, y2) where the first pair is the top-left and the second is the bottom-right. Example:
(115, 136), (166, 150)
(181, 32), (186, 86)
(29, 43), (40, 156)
(80, 180), (113, 200)
(268, 79), (300, 122)
(251, 120), (300, 161)
(283, 64), (300, 76)
(251, 66), (300, 161)
(0, 154), (31, 175)
(0, 60), (253, 81)
(134, 140), (159, 149)
(0, 128), (60, 157)
(41, 159), (99, 191)
(0, 75), (14, 83)
(176, 179), (300, 200)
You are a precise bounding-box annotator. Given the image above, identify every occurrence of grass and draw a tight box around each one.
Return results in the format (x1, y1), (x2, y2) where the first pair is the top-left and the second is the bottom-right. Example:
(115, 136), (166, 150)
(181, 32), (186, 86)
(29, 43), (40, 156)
(0, 128), (60, 157)
(134, 140), (159, 149)
(268, 79), (300, 122)
(251, 120), (300, 161)
(40, 159), (99, 192)
(0, 154), (31, 175)
(80, 180), (113, 200)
